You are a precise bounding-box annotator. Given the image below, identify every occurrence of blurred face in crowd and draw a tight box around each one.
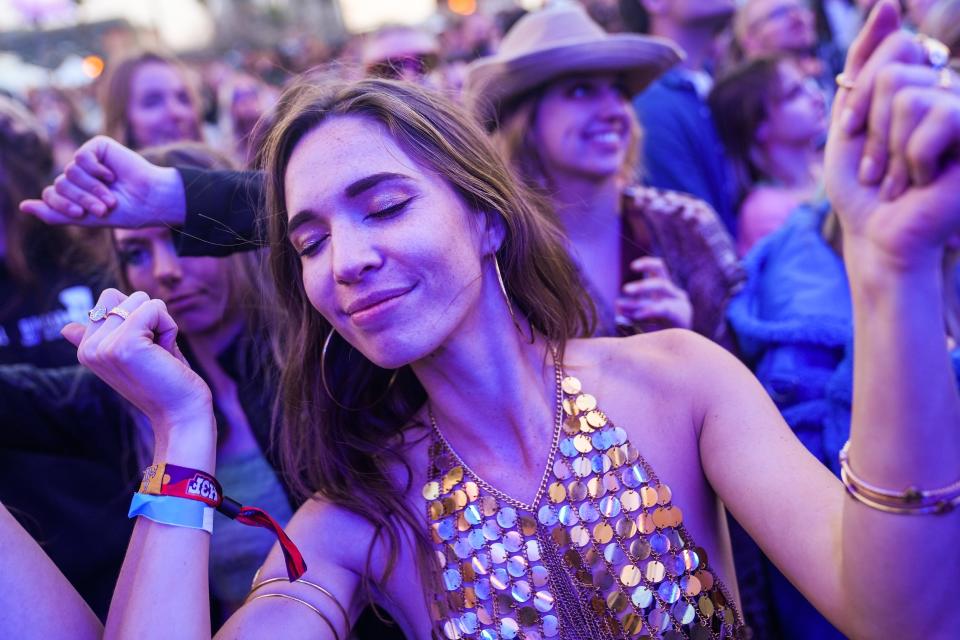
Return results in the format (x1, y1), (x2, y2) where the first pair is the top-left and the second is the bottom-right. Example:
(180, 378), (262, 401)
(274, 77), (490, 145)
(533, 73), (633, 185)
(738, 0), (816, 58)
(229, 74), (271, 138)
(29, 89), (71, 137)
(114, 227), (233, 336)
(127, 61), (200, 149)
(759, 60), (826, 148)
(644, 0), (736, 29)
(284, 115), (488, 369)
(362, 28), (440, 85)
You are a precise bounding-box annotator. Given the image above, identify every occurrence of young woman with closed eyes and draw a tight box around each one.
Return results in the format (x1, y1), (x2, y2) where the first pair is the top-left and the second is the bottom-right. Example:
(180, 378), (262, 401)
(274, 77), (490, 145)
(17, 4), (960, 638)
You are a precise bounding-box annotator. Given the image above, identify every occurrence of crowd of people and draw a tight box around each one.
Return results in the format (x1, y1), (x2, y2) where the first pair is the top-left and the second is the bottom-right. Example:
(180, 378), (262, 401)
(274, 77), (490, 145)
(2, 0), (960, 638)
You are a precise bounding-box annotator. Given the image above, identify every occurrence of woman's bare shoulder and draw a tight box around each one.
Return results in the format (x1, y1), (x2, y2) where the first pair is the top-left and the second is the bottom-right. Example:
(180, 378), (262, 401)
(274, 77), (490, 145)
(566, 331), (746, 425)
(567, 331), (733, 385)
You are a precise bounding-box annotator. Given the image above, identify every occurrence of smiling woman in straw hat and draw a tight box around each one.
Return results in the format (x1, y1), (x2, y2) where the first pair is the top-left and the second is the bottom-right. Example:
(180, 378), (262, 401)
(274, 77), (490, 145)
(466, 4), (743, 344)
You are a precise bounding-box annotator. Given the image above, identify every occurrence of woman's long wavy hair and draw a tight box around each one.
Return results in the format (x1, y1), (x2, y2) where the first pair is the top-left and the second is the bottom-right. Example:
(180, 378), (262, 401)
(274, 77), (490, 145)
(259, 76), (595, 602)
(708, 55), (787, 205)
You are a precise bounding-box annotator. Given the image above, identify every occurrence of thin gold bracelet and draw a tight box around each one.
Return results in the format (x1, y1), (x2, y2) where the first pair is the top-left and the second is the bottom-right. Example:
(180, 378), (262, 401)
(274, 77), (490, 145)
(247, 576), (350, 631)
(840, 474), (958, 514)
(839, 441), (960, 513)
(246, 593), (341, 640)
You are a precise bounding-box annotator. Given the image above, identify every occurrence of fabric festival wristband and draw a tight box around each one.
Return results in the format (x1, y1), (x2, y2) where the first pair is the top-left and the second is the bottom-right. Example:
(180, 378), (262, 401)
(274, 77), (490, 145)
(140, 462), (222, 508)
(139, 462), (307, 581)
(128, 492), (214, 533)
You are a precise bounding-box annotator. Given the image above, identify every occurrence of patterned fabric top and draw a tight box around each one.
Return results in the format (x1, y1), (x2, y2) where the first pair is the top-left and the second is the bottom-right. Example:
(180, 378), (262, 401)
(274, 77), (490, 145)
(424, 375), (745, 640)
(620, 186), (744, 347)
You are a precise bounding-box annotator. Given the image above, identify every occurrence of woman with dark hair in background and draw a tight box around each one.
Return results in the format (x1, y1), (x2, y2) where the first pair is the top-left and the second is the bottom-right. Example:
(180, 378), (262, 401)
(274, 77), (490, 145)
(1, 142), (293, 625)
(100, 50), (203, 151)
(710, 55), (827, 255)
(0, 96), (97, 367)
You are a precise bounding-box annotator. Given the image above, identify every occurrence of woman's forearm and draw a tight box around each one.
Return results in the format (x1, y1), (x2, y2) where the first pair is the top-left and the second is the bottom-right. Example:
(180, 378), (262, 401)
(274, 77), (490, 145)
(104, 419), (217, 640)
(842, 244), (960, 636)
(0, 503), (102, 640)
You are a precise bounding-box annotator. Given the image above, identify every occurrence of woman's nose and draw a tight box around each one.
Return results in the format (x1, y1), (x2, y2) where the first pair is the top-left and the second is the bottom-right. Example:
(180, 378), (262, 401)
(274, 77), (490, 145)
(154, 246), (183, 284)
(330, 226), (383, 285)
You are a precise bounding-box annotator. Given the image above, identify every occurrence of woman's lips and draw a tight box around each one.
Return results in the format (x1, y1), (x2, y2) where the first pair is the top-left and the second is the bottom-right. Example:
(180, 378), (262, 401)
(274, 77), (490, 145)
(345, 285), (416, 327)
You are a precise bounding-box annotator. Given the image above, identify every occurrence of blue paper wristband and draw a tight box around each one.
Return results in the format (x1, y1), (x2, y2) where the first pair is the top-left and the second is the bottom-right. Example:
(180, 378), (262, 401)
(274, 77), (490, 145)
(128, 492), (214, 534)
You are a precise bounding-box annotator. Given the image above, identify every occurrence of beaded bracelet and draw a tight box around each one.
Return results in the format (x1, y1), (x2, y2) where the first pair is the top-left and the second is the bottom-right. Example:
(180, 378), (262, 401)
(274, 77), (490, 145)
(839, 441), (960, 514)
(128, 492), (214, 533)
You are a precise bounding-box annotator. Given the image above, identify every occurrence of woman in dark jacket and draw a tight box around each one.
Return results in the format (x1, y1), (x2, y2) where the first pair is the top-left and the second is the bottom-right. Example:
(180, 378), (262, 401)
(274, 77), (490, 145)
(0, 142), (293, 624)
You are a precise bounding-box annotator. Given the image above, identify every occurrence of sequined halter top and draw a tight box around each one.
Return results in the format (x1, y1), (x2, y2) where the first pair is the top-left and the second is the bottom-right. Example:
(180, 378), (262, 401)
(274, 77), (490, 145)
(423, 368), (746, 640)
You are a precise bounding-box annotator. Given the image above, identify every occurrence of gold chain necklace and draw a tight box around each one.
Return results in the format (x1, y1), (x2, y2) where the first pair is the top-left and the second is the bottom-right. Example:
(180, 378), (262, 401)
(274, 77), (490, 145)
(428, 345), (564, 512)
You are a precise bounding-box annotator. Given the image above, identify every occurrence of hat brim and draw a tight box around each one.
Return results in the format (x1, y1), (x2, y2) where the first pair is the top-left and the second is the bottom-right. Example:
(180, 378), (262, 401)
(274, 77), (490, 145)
(465, 35), (683, 129)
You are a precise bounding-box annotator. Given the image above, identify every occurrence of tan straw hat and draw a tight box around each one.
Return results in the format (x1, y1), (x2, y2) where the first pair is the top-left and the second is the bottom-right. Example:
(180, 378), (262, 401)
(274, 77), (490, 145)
(465, 3), (683, 129)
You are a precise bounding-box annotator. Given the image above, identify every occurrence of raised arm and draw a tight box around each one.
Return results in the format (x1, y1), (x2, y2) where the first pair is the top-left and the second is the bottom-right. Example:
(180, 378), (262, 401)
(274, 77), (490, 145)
(693, 2), (960, 637)
(825, 2), (960, 634)
(0, 502), (102, 640)
(62, 289), (359, 639)
(19, 136), (264, 257)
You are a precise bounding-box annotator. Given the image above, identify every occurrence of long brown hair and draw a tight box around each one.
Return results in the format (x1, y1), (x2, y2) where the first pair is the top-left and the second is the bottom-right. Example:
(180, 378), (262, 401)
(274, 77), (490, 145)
(259, 77), (594, 600)
(99, 50), (199, 150)
(0, 96), (88, 295)
(708, 55), (786, 202)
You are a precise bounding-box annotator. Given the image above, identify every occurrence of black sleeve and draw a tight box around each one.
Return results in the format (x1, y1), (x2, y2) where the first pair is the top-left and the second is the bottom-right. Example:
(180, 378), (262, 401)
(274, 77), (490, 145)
(0, 365), (129, 457)
(175, 167), (267, 257)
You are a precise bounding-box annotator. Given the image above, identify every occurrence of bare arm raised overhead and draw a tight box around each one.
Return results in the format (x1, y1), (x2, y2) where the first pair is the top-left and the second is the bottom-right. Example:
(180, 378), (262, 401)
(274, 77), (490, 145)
(664, 2), (960, 636)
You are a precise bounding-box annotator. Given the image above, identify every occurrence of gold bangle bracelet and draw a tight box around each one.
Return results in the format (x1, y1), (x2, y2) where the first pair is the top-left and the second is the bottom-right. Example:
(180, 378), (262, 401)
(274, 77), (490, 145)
(246, 593), (341, 640)
(839, 441), (960, 513)
(841, 474), (958, 515)
(247, 576), (350, 632)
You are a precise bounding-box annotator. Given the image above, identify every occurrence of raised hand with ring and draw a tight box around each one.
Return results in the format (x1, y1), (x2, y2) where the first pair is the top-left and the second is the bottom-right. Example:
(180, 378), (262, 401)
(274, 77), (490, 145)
(63, 288), (215, 459)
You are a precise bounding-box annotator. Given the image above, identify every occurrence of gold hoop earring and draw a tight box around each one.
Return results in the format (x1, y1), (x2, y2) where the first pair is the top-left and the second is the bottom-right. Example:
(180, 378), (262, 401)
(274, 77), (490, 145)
(320, 329), (399, 411)
(493, 255), (525, 336)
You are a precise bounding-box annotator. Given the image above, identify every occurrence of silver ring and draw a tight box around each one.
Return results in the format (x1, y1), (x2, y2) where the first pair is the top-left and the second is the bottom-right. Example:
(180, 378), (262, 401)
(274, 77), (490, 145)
(917, 34), (950, 70)
(107, 307), (130, 321)
(87, 305), (108, 322)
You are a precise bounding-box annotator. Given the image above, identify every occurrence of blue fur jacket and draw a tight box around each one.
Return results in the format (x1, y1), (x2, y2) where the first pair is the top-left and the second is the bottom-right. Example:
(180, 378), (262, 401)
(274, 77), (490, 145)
(727, 200), (960, 476)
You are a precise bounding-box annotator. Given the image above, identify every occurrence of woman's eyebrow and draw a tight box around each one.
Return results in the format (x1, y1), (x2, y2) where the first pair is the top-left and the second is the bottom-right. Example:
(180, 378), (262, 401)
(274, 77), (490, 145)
(287, 209), (319, 236)
(288, 173), (414, 236)
(344, 172), (412, 198)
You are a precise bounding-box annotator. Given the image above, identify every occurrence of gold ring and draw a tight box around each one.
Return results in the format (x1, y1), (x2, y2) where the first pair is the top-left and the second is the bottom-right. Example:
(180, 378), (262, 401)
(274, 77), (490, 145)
(916, 34), (950, 70)
(107, 306), (130, 321)
(87, 305), (108, 322)
(938, 67), (955, 91)
(835, 73), (856, 91)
